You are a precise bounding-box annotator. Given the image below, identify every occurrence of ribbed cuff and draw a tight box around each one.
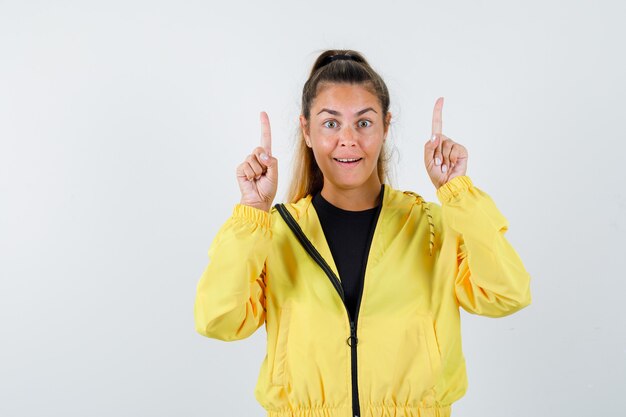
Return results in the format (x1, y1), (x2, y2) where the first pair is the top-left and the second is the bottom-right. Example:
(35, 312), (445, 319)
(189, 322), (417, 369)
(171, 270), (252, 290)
(232, 204), (271, 229)
(436, 175), (474, 203)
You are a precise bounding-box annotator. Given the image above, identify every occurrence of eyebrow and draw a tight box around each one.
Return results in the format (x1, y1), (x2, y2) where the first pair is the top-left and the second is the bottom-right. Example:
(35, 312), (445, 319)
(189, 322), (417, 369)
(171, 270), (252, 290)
(316, 107), (378, 116)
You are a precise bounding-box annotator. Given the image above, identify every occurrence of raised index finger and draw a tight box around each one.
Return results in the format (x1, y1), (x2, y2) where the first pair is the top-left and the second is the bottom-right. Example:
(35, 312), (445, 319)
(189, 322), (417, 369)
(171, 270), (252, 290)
(431, 97), (444, 135)
(260, 111), (272, 155)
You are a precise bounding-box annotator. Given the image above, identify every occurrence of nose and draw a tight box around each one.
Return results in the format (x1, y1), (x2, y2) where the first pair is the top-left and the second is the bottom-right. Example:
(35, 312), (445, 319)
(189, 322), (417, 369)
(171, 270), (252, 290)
(338, 125), (357, 146)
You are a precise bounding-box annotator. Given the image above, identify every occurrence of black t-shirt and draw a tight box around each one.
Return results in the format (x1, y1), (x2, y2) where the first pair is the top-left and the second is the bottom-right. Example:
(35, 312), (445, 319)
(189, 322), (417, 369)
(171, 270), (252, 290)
(311, 187), (382, 319)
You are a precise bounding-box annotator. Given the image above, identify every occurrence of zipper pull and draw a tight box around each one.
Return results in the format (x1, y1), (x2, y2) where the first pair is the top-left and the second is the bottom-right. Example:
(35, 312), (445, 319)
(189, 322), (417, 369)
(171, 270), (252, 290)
(347, 320), (358, 347)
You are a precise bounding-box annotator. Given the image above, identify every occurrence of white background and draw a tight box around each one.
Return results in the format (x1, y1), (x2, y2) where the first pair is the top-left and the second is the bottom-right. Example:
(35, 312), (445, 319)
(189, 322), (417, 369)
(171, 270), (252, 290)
(1, 0), (625, 416)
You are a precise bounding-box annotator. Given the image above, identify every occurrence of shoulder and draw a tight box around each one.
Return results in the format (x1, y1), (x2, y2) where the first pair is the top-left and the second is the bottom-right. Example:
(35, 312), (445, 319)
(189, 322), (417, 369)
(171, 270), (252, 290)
(269, 195), (313, 224)
(383, 185), (442, 220)
(381, 185), (443, 256)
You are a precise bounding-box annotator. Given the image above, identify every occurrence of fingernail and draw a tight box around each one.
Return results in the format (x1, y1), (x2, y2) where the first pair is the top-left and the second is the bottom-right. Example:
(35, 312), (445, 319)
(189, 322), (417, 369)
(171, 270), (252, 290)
(435, 157), (441, 166)
(260, 153), (269, 161)
(442, 164), (448, 173)
(430, 134), (436, 142)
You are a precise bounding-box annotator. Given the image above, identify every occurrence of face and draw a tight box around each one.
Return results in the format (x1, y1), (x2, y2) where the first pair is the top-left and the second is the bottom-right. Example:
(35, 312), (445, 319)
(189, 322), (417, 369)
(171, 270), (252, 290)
(300, 83), (391, 194)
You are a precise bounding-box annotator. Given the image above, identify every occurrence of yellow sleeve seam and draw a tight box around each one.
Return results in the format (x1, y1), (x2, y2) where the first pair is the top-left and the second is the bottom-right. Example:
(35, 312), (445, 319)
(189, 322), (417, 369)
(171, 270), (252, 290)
(232, 204), (271, 230)
(436, 175), (474, 203)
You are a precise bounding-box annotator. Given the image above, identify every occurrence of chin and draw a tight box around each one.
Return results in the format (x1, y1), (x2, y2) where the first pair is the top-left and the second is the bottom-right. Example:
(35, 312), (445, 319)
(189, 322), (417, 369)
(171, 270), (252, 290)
(329, 174), (376, 191)
(321, 162), (379, 191)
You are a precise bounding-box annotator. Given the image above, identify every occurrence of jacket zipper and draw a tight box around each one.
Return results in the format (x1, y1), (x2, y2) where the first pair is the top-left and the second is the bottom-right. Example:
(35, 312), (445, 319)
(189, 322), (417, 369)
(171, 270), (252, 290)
(347, 188), (384, 417)
(348, 319), (359, 417)
(275, 184), (385, 417)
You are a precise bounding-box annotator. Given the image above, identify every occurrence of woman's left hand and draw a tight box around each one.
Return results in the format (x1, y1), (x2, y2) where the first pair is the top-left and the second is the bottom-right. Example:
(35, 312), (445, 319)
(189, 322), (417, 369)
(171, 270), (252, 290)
(423, 97), (468, 189)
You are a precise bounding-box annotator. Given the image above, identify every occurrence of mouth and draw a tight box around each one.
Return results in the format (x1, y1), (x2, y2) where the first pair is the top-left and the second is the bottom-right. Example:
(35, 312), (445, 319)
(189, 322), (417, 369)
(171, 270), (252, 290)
(333, 157), (363, 166)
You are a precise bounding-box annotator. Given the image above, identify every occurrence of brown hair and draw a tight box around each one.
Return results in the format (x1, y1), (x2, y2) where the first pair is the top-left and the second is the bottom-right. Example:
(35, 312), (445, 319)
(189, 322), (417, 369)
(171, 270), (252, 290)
(286, 49), (393, 203)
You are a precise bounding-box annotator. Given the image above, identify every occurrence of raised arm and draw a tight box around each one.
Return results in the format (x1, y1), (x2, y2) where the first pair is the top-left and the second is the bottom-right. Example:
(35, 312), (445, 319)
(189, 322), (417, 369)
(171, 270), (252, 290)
(194, 111), (278, 340)
(423, 98), (531, 317)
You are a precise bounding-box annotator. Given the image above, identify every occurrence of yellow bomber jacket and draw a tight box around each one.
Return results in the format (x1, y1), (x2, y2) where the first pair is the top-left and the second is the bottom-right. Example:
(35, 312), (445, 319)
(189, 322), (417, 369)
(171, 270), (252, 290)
(194, 175), (532, 417)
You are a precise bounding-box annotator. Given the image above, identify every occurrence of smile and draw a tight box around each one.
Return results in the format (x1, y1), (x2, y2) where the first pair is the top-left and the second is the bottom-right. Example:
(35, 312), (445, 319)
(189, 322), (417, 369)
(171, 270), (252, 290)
(333, 158), (362, 164)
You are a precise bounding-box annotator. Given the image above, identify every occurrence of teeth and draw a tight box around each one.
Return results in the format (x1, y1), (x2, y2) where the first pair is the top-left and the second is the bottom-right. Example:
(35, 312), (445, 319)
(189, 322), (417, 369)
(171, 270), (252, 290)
(336, 158), (360, 162)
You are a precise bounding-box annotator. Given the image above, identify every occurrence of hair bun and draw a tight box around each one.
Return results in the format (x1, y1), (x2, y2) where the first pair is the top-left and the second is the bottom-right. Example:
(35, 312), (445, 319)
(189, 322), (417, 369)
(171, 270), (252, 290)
(318, 54), (358, 68)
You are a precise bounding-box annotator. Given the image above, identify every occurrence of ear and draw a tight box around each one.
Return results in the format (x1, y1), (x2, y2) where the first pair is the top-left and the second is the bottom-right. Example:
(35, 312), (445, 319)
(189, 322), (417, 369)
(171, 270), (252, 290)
(383, 111), (392, 140)
(299, 115), (311, 147)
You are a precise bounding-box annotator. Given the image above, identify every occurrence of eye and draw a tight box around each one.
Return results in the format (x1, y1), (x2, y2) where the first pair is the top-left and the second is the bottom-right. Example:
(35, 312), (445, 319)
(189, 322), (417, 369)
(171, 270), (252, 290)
(358, 120), (372, 128)
(323, 120), (338, 129)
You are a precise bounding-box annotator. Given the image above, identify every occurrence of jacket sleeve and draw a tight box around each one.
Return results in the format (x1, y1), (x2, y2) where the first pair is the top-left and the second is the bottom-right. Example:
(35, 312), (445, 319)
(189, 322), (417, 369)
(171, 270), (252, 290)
(436, 175), (532, 318)
(194, 204), (270, 341)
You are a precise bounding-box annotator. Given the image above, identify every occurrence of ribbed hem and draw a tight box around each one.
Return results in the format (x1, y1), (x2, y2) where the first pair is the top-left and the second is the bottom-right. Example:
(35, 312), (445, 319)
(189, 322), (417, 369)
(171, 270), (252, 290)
(266, 405), (451, 417)
(436, 175), (473, 203)
(267, 405), (351, 417)
(232, 204), (271, 230)
(363, 405), (452, 417)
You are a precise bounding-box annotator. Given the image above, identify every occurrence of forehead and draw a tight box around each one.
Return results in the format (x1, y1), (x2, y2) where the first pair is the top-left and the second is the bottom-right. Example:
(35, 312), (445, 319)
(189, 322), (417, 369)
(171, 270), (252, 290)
(312, 83), (380, 113)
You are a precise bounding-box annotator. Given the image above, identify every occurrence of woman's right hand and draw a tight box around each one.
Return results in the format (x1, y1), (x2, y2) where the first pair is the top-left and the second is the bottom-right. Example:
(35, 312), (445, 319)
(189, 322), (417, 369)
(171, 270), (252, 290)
(236, 111), (278, 212)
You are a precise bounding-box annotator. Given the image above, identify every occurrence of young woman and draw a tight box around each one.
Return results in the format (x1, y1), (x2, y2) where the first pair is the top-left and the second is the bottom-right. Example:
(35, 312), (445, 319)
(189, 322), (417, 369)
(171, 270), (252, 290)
(194, 49), (531, 417)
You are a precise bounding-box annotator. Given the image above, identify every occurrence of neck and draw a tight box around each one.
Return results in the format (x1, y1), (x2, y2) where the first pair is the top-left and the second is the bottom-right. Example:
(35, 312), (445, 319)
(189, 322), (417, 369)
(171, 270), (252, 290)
(320, 177), (383, 211)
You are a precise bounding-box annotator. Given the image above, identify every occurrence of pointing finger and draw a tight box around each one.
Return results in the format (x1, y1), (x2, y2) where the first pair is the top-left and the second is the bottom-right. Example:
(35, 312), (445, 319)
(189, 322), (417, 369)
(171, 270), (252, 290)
(431, 97), (445, 160)
(260, 111), (272, 156)
(431, 97), (444, 136)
